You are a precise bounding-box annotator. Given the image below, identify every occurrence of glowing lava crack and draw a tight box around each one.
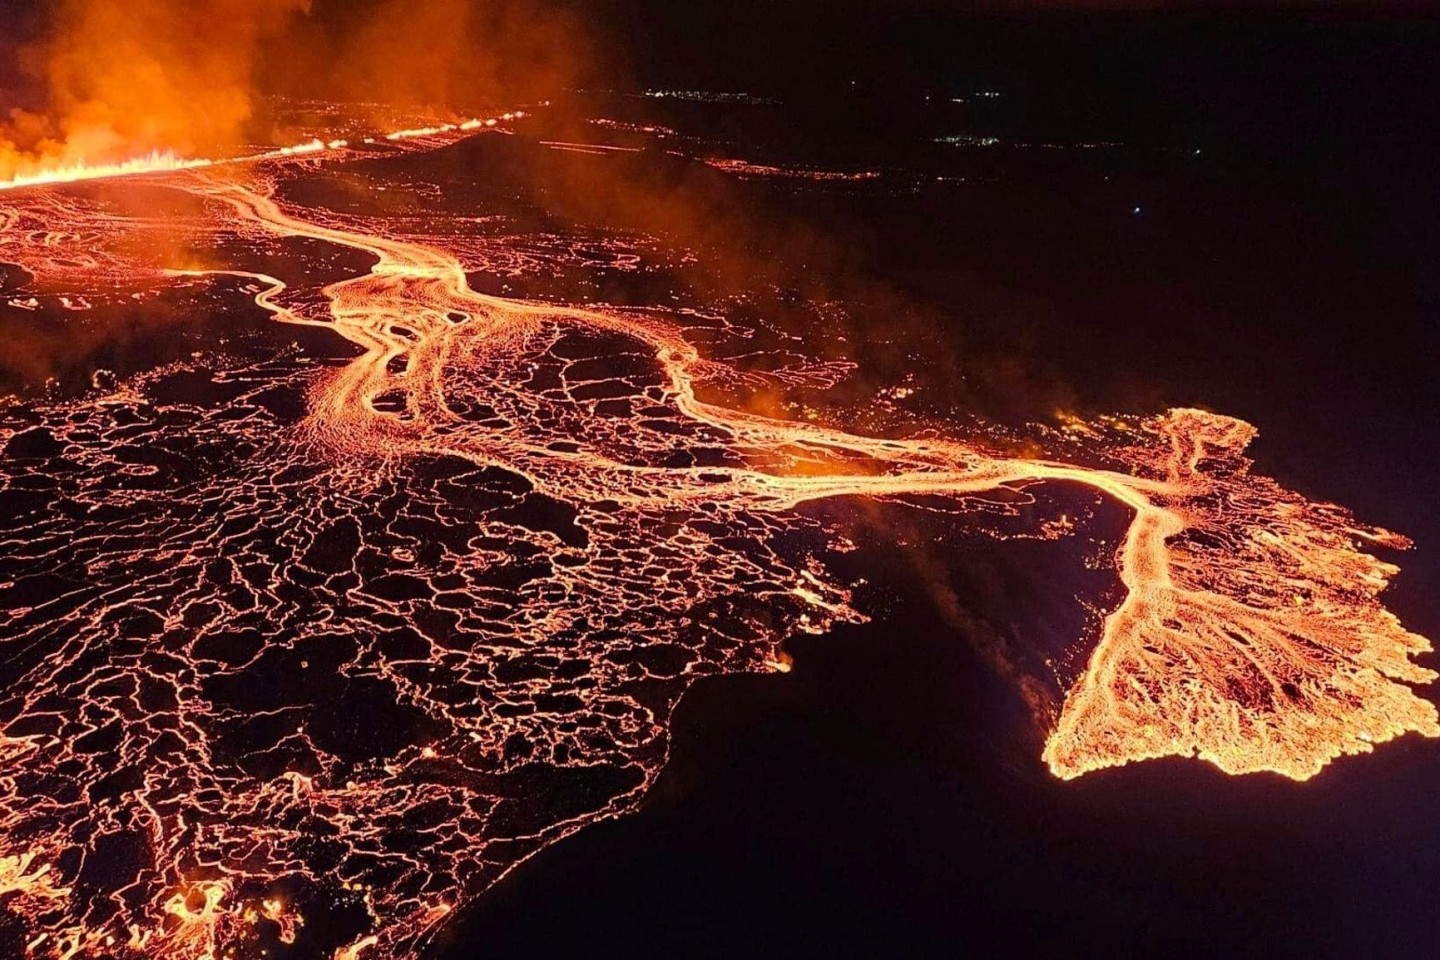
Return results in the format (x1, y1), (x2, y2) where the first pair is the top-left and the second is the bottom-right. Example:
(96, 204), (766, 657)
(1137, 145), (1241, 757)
(0, 127), (1433, 959)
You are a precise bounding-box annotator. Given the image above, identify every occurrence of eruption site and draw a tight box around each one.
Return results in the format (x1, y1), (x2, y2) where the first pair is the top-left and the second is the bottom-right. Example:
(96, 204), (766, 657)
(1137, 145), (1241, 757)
(0, 0), (586, 188)
(0, 97), (1434, 960)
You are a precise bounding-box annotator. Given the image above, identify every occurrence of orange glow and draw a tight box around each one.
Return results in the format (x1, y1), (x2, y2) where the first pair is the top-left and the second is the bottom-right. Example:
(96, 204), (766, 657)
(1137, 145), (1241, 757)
(179, 157), (1437, 786)
(0, 0), (311, 184)
(0, 116), (524, 192)
(0, 114), (1433, 960)
(335, 935), (380, 960)
(0, 150), (214, 191)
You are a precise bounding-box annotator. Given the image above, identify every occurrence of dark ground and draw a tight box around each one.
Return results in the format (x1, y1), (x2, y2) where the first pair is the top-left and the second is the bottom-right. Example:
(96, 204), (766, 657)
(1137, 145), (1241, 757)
(433, 10), (1440, 960)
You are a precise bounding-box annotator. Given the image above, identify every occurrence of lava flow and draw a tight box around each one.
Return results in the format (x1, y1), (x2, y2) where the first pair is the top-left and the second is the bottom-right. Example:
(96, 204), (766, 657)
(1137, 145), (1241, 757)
(0, 121), (1434, 960)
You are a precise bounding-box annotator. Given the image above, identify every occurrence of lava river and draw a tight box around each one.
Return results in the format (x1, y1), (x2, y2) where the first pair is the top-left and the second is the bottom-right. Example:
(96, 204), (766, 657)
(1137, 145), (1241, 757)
(0, 126), (1433, 959)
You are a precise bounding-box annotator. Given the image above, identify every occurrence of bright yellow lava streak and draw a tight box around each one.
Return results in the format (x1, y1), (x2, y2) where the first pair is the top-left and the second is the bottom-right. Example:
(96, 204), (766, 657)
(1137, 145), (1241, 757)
(0, 113), (520, 192)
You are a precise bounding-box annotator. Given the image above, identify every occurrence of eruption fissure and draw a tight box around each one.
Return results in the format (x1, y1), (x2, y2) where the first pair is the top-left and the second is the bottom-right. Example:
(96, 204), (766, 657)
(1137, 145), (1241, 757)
(0, 124), (1433, 959)
(0, 114), (523, 193)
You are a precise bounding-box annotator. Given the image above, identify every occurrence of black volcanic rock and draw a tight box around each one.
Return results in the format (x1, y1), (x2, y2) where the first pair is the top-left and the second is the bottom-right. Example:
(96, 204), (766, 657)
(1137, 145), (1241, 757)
(5, 427), (62, 459)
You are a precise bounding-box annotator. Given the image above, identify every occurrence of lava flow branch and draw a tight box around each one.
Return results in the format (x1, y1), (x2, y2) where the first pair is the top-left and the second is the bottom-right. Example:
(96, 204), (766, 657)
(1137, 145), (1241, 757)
(0, 123), (1433, 960)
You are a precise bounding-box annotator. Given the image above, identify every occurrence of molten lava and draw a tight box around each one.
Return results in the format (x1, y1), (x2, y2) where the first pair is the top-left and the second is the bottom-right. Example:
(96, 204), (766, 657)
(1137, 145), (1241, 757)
(0, 116), (1433, 959)
(0, 114), (521, 193)
(0, 151), (215, 192)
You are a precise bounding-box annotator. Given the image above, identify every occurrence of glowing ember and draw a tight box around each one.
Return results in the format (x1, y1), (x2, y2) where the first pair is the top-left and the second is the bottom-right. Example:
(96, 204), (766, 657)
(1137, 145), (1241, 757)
(0, 118), (1432, 959)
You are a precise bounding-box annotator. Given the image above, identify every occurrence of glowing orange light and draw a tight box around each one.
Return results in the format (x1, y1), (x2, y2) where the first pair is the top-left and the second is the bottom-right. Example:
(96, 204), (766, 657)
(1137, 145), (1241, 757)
(0, 107), (1431, 960)
(0, 114), (526, 192)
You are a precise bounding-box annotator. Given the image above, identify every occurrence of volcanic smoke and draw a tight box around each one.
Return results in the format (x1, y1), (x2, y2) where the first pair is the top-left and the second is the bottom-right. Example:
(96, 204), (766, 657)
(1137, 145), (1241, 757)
(0, 0), (587, 185)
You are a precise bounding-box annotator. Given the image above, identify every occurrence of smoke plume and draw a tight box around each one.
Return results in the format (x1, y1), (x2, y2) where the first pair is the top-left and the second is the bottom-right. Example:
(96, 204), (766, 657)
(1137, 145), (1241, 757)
(1, 0), (310, 179)
(0, 0), (595, 181)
